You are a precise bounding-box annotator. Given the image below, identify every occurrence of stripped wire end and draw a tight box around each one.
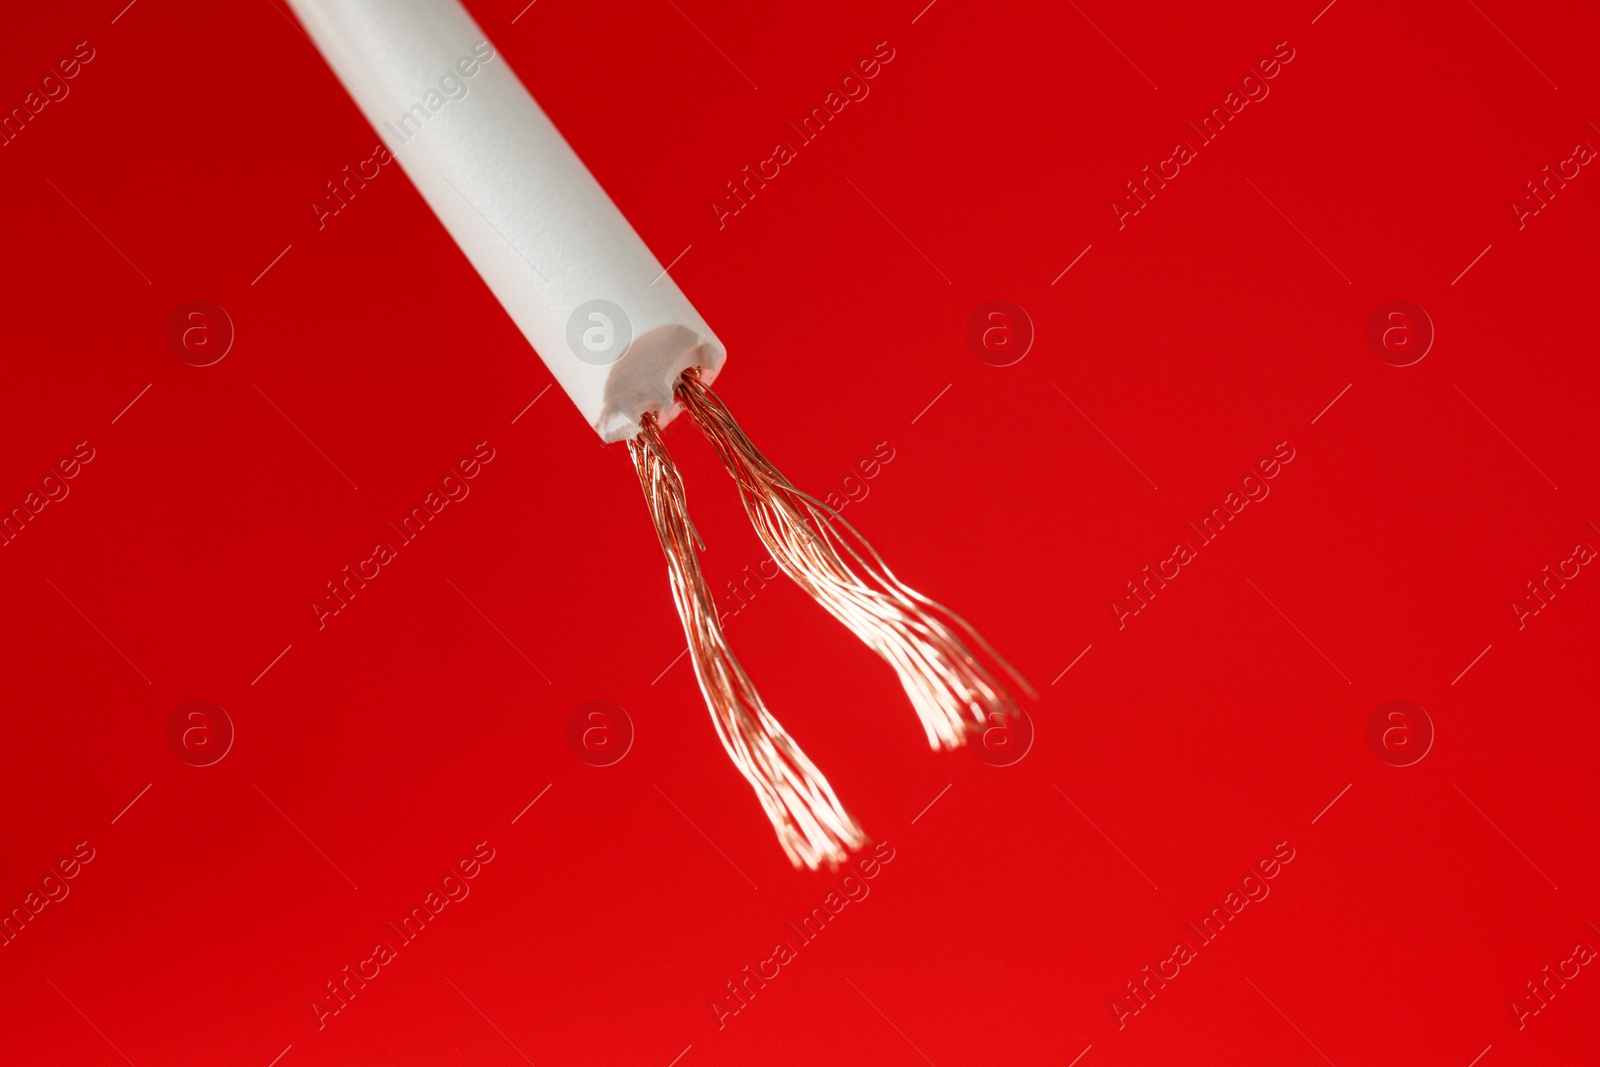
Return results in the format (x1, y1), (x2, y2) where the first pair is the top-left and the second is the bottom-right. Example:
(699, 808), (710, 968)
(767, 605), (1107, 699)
(629, 413), (866, 870)
(675, 368), (1035, 752)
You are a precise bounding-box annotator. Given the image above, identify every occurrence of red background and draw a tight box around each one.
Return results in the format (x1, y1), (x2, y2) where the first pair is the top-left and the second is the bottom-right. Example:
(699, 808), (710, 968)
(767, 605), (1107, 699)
(2, 0), (1597, 1064)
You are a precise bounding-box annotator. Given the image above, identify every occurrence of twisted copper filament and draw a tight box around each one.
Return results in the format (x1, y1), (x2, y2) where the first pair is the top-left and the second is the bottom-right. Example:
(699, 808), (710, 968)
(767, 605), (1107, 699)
(628, 413), (865, 870)
(676, 368), (1034, 751)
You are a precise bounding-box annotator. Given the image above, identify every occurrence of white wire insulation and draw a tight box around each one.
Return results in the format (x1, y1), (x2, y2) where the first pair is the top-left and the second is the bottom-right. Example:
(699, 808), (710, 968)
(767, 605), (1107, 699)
(286, 0), (725, 441)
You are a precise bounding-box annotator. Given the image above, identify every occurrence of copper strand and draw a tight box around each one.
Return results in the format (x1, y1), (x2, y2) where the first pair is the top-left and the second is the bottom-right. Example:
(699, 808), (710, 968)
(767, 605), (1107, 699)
(628, 414), (866, 870)
(676, 369), (1036, 751)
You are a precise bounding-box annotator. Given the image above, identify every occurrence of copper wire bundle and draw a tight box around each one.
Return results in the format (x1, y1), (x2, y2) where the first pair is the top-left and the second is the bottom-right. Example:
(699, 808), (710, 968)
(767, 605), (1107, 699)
(628, 414), (866, 870)
(676, 369), (1035, 752)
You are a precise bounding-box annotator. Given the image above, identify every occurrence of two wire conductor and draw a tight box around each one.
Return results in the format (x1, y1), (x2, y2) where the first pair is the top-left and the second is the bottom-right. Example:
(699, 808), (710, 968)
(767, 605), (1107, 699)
(629, 370), (1034, 870)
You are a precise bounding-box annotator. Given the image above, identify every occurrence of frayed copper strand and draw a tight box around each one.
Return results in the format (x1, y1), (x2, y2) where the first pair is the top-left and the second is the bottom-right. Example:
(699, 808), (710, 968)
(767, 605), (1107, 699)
(628, 413), (866, 870)
(676, 369), (1036, 751)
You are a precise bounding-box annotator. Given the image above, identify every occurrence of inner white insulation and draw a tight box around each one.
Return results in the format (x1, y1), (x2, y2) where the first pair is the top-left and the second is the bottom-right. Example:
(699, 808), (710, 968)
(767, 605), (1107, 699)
(286, 0), (725, 441)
